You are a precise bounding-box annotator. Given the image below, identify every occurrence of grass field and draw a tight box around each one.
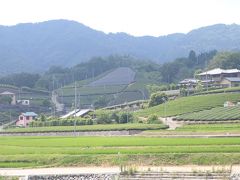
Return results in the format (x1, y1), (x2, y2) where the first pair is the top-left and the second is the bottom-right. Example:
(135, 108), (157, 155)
(3, 124), (168, 133)
(2, 136), (240, 167)
(176, 123), (240, 132)
(135, 93), (240, 117)
(176, 106), (240, 121)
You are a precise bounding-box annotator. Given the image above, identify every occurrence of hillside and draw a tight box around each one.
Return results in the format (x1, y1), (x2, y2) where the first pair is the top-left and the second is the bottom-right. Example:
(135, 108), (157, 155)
(56, 67), (150, 108)
(1, 20), (240, 74)
(135, 93), (240, 117)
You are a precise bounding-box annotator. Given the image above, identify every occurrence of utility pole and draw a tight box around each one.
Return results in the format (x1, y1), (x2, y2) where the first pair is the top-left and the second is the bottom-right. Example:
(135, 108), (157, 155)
(74, 81), (77, 137)
(163, 98), (167, 122)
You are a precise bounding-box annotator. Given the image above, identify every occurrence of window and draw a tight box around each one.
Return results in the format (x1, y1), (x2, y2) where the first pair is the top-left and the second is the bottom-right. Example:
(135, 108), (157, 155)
(26, 116), (30, 120)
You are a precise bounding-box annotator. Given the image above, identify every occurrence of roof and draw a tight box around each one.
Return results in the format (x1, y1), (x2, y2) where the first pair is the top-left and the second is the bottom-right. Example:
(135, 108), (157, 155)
(60, 109), (80, 119)
(0, 91), (15, 95)
(60, 109), (92, 118)
(198, 68), (240, 76)
(224, 77), (240, 82)
(22, 112), (38, 116)
(179, 78), (199, 84)
(74, 109), (92, 117)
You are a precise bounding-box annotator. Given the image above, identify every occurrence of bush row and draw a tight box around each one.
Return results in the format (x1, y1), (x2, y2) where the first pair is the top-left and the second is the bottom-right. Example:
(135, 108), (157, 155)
(29, 118), (93, 127)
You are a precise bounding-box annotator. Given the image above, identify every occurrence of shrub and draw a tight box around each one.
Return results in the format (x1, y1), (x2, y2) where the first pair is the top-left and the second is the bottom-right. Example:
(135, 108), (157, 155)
(147, 114), (161, 124)
(148, 92), (168, 107)
(119, 112), (134, 123)
(96, 113), (111, 124)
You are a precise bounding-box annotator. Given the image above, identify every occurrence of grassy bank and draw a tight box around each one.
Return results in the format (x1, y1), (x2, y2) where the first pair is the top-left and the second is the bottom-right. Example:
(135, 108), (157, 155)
(3, 124), (168, 133)
(1, 136), (240, 167)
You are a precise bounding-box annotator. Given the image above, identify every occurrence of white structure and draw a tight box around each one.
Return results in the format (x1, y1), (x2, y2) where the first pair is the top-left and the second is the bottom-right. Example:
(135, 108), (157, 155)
(17, 100), (30, 106)
(60, 109), (92, 119)
(198, 68), (240, 82)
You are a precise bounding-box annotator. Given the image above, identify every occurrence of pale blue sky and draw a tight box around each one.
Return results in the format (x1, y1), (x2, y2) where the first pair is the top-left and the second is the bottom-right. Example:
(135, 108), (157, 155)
(0, 0), (239, 36)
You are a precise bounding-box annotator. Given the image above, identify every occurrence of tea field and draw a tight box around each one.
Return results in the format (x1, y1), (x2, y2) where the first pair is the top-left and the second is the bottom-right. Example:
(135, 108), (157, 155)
(136, 93), (240, 117)
(176, 106), (240, 121)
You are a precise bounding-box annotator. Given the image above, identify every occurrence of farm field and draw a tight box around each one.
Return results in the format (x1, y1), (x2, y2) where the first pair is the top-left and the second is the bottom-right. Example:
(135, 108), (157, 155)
(1, 136), (240, 167)
(3, 124), (168, 133)
(176, 123), (240, 132)
(135, 93), (240, 117)
(58, 85), (127, 96)
(176, 106), (240, 121)
(143, 123), (240, 135)
(56, 68), (153, 107)
(88, 67), (135, 86)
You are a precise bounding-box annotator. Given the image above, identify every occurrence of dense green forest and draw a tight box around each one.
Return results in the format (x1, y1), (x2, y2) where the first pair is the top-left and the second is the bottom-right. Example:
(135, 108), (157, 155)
(1, 50), (240, 91)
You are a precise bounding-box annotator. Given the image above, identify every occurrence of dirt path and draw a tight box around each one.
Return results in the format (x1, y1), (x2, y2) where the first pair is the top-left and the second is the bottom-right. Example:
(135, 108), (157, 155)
(160, 117), (183, 130)
(51, 91), (64, 112)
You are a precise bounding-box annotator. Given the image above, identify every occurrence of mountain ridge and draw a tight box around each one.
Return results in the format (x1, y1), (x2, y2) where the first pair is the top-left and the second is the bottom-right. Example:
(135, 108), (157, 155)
(0, 20), (240, 74)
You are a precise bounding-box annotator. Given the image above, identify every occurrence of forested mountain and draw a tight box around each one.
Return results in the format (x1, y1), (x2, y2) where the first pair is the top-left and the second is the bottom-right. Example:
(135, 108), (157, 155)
(0, 20), (240, 74)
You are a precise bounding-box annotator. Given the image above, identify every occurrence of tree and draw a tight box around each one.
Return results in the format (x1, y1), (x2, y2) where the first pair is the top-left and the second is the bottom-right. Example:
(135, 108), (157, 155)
(0, 73), (40, 88)
(148, 92), (168, 107)
(94, 96), (108, 108)
(188, 50), (197, 62)
(0, 96), (12, 104)
(118, 112), (134, 123)
(208, 52), (240, 69)
(42, 99), (51, 107)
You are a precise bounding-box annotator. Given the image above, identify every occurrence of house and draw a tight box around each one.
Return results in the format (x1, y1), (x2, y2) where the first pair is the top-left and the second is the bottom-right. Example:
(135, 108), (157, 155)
(16, 112), (38, 127)
(0, 91), (16, 105)
(220, 77), (240, 88)
(198, 68), (240, 83)
(178, 78), (199, 89)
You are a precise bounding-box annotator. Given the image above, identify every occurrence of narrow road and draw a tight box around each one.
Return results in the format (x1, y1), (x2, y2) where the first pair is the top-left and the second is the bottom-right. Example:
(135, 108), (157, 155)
(160, 117), (183, 130)
(51, 91), (64, 112)
(1, 165), (237, 176)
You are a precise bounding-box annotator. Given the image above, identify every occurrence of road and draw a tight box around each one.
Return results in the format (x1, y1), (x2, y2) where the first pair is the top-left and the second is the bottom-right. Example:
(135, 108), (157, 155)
(2, 165), (240, 176)
(0, 167), (120, 176)
(51, 91), (64, 112)
(160, 117), (183, 130)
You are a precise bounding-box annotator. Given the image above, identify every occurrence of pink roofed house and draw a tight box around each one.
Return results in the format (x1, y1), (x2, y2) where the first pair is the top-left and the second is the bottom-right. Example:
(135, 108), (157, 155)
(16, 112), (38, 127)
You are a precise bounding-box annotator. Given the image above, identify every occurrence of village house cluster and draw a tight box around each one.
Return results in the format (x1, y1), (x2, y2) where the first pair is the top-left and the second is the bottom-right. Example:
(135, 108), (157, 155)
(179, 68), (240, 89)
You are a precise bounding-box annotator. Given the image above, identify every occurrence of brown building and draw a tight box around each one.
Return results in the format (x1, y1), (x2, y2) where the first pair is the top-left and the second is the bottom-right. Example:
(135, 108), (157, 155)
(220, 77), (240, 88)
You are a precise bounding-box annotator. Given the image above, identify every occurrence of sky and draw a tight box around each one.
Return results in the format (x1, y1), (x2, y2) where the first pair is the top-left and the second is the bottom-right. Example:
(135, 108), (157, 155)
(0, 0), (239, 36)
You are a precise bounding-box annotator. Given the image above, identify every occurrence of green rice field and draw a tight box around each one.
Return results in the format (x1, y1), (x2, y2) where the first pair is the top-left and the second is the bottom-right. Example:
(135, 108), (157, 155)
(2, 136), (240, 167)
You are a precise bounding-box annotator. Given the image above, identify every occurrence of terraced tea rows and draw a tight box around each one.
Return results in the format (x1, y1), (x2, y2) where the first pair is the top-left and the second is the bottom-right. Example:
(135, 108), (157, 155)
(136, 93), (240, 117)
(176, 106), (240, 121)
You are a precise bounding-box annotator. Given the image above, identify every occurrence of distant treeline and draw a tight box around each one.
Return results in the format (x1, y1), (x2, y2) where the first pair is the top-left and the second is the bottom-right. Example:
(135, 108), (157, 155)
(1, 50), (239, 90)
